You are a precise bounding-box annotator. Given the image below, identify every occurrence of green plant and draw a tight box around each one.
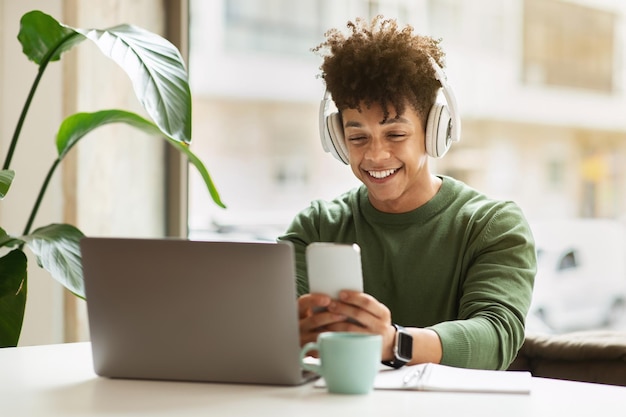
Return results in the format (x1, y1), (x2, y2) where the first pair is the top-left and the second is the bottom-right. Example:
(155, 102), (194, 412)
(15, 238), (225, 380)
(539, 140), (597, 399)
(0, 10), (225, 347)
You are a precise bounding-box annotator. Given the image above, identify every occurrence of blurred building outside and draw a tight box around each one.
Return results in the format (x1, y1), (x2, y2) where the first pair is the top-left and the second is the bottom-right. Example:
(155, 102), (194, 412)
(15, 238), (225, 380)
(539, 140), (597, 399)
(187, 0), (626, 333)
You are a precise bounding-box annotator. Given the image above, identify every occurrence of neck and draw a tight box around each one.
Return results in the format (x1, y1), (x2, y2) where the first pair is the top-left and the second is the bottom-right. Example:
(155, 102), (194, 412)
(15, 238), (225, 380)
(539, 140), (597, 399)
(370, 175), (443, 213)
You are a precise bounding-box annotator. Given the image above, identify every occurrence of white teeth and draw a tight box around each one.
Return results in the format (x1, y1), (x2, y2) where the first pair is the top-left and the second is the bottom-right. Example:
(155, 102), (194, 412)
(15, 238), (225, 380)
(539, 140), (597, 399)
(368, 169), (397, 179)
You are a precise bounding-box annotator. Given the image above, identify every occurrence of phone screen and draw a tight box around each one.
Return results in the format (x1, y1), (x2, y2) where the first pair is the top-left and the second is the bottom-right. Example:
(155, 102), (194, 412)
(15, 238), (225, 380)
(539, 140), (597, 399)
(306, 242), (363, 298)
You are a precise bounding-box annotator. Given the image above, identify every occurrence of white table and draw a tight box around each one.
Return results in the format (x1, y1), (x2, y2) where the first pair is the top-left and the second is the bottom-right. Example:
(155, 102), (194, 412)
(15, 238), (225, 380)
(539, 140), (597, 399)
(2, 342), (625, 416)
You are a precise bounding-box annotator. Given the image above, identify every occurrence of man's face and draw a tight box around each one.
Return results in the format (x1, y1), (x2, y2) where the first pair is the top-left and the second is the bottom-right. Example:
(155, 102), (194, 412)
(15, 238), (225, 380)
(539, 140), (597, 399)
(341, 102), (432, 213)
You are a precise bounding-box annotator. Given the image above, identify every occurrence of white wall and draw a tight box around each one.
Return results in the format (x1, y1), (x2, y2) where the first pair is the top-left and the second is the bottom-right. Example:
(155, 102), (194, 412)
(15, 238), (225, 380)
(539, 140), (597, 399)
(1, 0), (66, 345)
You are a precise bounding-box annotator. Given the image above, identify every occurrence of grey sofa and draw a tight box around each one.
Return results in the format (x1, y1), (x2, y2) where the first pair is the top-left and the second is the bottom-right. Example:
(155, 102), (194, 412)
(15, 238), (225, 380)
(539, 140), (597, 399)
(508, 330), (626, 386)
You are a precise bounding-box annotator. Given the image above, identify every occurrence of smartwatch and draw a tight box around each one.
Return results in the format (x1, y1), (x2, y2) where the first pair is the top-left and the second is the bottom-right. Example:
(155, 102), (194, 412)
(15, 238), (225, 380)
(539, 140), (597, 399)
(382, 323), (413, 369)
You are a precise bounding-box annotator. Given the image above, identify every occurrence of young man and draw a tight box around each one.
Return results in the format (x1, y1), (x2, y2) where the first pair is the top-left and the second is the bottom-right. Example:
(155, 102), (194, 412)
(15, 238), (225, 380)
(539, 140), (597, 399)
(278, 16), (536, 370)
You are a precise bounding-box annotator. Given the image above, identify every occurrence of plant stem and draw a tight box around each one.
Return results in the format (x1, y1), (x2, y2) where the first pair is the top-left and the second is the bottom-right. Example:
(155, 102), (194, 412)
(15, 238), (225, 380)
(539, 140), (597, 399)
(23, 158), (60, 236)
(2, 63), (49, 170)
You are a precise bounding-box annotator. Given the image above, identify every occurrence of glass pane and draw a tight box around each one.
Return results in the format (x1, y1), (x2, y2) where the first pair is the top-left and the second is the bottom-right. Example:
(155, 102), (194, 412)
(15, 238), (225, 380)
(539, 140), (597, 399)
(188, 0), (626, 334)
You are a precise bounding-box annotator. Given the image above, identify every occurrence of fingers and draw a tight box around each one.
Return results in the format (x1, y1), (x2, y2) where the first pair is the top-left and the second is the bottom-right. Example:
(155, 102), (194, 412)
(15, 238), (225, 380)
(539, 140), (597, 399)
(299, 311), (348, 346)
(338, 290), (386, 314)
(297, 291), (393, 351)
(298, 293), (347, 346)
(298, 293), (331, 319)
(328, 291), (396, 359)
(300, 307), (348, 334)
(327, 291), (392, 332)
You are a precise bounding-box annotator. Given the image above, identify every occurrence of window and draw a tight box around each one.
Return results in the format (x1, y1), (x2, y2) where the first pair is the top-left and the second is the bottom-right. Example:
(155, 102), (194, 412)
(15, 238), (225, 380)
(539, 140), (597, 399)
(523, 0), (616, 92)
(188, 0), (626, 334)
(223, 0), (327, 57)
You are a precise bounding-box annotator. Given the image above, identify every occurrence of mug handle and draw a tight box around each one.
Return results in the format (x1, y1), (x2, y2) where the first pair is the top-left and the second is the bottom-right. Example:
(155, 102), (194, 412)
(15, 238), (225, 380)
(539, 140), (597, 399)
(300, 342), (321, 374)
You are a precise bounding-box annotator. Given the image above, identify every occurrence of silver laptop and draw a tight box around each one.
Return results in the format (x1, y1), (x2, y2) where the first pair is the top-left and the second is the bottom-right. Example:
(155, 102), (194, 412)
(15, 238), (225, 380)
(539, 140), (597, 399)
(81, 237), (314, 386)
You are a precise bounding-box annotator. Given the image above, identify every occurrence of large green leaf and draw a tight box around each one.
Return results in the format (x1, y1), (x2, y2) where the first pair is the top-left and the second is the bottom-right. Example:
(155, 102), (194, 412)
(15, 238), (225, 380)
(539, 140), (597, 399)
(23, 224), (85, 299)
(0, 170), (15, 199)
(0, 249), (27, 347)
(75, 25), (191, 144)
(168, 139), (227, 209)
(18, 10), (85, 64)
(56, 110), (162, 158)
(56, 110), (226, 208)
(19, 10), (191, 145)
(0, 227), (24, 249)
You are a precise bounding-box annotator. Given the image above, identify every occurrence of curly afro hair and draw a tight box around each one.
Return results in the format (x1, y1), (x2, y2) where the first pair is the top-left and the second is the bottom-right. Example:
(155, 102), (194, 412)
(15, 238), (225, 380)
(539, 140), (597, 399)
(313, 15), (445, 126)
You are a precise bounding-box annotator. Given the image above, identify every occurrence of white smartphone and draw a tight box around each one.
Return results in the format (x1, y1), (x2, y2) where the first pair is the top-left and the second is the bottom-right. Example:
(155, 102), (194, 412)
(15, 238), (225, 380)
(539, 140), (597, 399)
(306, 242), (363, 298)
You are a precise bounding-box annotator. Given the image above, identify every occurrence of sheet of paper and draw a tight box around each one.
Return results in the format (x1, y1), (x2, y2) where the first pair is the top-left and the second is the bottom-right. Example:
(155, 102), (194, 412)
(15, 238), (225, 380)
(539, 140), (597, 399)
(315, 363), (531, 394)
(374, 363), (531, 394)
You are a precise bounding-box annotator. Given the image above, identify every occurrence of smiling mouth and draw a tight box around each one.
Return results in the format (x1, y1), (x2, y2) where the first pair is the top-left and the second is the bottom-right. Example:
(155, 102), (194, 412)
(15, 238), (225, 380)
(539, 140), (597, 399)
(367, 168), (398, 179)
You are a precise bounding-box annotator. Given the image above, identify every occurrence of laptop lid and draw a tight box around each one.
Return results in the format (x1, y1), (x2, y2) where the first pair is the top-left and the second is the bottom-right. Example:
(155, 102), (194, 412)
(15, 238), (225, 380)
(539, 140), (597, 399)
(81, 237), (311, 386)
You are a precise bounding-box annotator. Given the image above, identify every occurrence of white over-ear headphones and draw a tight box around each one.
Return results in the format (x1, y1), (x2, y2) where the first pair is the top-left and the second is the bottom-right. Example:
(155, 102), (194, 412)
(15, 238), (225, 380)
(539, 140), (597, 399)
(318, 57), (461, 164)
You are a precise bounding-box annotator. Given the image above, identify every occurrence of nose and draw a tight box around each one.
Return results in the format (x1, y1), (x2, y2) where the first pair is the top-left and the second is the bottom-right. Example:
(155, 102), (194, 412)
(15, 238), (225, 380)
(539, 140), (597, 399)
(364, 136), (391, 162)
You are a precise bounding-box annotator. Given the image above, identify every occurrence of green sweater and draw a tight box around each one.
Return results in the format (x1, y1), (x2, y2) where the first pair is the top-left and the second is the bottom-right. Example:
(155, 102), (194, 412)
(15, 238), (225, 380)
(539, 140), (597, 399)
(278, 176), (536, 370)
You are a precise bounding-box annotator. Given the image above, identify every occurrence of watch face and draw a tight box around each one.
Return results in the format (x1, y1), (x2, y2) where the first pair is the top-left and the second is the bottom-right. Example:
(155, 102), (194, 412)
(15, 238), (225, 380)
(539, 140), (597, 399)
(397, 330), (413, 361)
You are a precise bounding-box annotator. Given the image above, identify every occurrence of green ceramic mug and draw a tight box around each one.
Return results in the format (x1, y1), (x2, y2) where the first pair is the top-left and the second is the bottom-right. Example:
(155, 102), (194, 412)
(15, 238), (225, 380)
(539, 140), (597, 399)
(300, 332), (382, 395)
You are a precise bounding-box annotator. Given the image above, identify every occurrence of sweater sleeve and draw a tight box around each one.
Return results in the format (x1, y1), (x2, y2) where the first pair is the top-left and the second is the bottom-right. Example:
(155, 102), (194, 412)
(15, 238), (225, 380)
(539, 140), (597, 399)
(429, 202), (537, 370)
(278, 191), (359, 297)
(277, 204), (320, 297)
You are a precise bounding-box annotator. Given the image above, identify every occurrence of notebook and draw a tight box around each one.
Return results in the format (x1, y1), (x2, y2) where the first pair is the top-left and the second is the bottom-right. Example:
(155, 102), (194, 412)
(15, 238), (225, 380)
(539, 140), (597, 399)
(314, 363), (532, 394)
(81, 237), (315, 386)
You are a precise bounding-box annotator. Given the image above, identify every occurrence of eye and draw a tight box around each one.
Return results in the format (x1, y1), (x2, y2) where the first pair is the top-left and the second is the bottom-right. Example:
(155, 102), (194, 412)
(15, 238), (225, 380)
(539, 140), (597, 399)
(388, 132), (407, 140)
(347, 135), (367, 142)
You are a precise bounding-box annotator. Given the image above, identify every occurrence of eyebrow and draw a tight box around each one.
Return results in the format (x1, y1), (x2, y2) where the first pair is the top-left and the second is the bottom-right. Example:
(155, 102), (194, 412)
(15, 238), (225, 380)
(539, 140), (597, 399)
(344, 116), (411, 128)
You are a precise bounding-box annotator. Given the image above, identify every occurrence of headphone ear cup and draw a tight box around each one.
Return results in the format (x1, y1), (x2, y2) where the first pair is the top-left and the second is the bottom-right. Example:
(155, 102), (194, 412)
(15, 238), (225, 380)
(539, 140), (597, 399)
(425, 103), (452, 158)
(327, 112), (349, 164)
(319, 94), (349, 165)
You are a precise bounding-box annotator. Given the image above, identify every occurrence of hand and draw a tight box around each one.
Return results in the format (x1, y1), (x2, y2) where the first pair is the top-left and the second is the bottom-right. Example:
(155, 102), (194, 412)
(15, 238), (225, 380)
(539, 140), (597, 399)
(301, 291), (443, 365)
(326, 291), (396, 360)
(297, 293), (348, 349)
